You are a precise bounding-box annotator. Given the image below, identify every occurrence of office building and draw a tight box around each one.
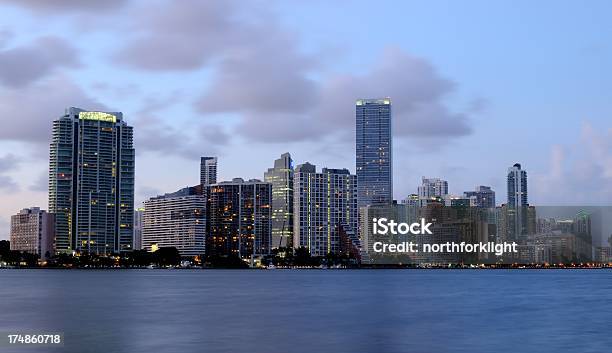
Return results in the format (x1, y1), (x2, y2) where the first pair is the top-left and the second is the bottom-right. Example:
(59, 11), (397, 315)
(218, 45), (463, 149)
(200, 157), (217, 186)
(293, 163), (358, 256)
(142, 186), (206, 257)
(264, 153), (294, 248)
(207, 179), (272, 259)
(49, 107), (135, 255)
(356, 98), (392, 207)
(464, 186), (496, 208)
(10, 207), (54, 259)
(507, 163), (528, 239)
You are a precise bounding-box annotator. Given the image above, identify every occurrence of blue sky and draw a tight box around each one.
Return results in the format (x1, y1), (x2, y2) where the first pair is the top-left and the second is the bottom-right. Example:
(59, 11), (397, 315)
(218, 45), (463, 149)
(0, 0), (611, 239)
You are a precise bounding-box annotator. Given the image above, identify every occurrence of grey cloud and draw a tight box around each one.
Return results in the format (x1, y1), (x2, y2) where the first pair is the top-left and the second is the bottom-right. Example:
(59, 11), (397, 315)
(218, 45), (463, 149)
(0, 154), (19, 190)
(0, 0), (128, 13)
(199, 124), (230, 146)
(0, 36), (79, 87)
(134, 115), (227, 159)
(197, 30), (318, 114)
(0, 75), (107, 143)
(30, 172), (48, 192)
(115, 1), (243, 70)
(201, 47), (474, 143)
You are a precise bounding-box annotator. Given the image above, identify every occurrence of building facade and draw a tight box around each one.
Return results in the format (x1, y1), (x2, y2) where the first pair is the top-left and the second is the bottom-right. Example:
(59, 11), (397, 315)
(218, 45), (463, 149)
(49, 107), (135, 255)
(264, 153), (294, 249)
(293, 163), (358, 256)
(200, 157), (218, 186)
(142, 187), (206, 257)
(10, 208), (54, 259)
(356, 98), (392, 207)
(464, 186), (496, 208)
(206, 179), (272, 259)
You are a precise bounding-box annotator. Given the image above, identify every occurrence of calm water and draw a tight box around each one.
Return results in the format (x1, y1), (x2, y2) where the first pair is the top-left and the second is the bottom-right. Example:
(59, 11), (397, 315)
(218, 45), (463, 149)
(0, 269), (610, 353)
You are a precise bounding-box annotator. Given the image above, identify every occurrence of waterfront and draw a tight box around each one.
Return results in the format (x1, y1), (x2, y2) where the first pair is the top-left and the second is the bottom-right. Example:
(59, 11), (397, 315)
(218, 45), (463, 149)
(0, 270), (610, 353)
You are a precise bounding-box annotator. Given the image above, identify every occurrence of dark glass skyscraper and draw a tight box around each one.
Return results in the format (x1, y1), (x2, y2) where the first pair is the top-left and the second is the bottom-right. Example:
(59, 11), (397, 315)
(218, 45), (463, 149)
(356, 98), (392, 207)
(49, 107), (135, 255)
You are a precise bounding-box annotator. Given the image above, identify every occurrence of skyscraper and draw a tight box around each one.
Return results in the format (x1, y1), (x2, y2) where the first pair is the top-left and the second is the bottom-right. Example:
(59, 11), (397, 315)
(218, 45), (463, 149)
(10, 207), (54, 259)
(264, 153), (294, 249)
(507, 163), (528, 239)
(293, 163), (358, 256)
(142, 187), (206, 257)
(200, 157), (218, 186)
(356, 98), (392, 207)
(206, 179), (272, 259)
(49, 107), (135, 255)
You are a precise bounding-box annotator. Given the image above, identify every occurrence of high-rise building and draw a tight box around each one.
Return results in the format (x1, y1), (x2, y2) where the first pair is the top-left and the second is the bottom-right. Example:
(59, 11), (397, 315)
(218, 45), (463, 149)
(356, 98), (392, 207)
(264, 153), (294, 249)
(200, 157), (218, 186)
(507, 163), (528, 238)
(49, 107), (135, 255)
(418, 177), (448, 205)
(133, 207), (144, 250)
(464, 186), (496, 208)
(206, 179), (271, 259)
(142, 186), (206, 257)
(10, 207), (54, 259)
(293, 163), (358, 256)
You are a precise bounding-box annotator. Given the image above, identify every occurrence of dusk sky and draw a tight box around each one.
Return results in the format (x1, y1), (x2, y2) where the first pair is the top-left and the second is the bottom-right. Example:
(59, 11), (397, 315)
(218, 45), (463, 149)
(0, 0), (611, 239)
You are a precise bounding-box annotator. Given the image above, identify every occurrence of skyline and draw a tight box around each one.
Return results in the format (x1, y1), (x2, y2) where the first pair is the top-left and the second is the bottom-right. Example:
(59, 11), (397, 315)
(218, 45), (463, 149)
(1, 0), (612, 239)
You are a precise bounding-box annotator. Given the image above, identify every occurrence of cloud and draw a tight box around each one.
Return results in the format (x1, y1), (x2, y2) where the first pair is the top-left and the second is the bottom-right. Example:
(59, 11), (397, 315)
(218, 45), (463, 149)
(0, 75), (107, 143)
(0, 154), (19, 191)
(115, 1), (246, 70)
(112, 1), (474, 147)
(0, 36), (80, 87)
(531, 123), (612, 205)
(0, 0), (128, 13)
(198, 47), (474, 144)
(30, 171), (48, 192)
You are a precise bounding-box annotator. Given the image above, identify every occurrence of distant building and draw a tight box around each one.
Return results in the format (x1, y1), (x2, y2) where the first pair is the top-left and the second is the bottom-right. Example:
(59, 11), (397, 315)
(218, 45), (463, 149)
(418, 177), (448, 206)
(206, 179), (272, 259)
(356, 98), (392, 207)
(293, 163), (358, 256)
(464, 186), (496, 208)
(264, 153), (294, 249)
(49, 107), (135, 255)
(444, 195), (472, 207)
(142, 186), (206, 257)
(10, 208), (54, 259)
(133, 208), (144, 250)
(401, 194), (419, 206)
(200, 157), (218, 186)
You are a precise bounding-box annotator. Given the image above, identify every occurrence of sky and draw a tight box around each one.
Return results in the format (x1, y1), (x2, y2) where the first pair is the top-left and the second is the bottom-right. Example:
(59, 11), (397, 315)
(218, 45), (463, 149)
(0, 0), (611, 239)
